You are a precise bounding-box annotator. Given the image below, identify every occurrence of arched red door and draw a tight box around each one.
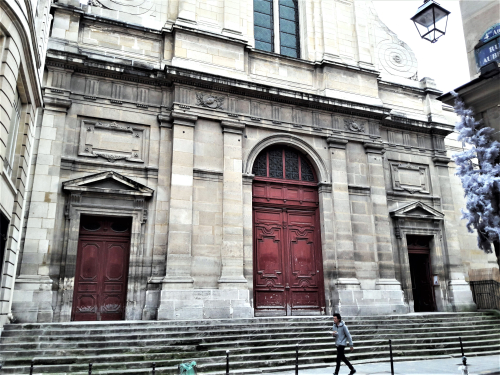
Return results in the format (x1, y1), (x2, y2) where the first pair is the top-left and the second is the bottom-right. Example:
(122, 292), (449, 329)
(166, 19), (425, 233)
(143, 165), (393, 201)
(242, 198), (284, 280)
(252, 147), (325, 316)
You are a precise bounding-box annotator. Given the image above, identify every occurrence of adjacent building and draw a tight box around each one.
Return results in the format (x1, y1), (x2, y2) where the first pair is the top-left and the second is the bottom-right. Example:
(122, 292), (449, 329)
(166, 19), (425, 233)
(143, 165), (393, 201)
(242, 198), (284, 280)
(6, 0), (496, 324)
(439, 0), (500, 267)
(0, 0), (52, 326)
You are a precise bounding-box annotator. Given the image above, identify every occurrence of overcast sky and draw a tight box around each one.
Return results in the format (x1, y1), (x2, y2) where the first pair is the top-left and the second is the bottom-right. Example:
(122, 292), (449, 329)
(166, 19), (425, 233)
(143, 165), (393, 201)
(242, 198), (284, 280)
(372, 0), (469, 94)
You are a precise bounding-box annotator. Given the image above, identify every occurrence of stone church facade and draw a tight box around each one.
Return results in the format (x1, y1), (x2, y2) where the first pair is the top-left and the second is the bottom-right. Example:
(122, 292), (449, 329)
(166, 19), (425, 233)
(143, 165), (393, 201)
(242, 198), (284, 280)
(8, 0), (497, 323)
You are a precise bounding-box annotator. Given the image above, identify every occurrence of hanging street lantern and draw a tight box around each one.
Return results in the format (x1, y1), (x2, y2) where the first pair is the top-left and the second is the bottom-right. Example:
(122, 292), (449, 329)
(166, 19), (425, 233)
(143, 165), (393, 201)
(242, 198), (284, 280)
(411, 0), (451, 43)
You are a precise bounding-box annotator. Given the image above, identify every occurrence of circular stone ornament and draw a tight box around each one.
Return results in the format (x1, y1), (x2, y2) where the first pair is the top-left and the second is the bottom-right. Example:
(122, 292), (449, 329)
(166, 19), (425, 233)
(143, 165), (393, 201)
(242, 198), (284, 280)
(377, 40), (418, 79)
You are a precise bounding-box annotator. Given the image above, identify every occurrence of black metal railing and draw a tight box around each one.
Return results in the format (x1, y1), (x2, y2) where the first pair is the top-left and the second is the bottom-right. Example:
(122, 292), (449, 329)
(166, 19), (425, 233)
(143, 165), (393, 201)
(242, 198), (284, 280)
(469, 280), (500, 310)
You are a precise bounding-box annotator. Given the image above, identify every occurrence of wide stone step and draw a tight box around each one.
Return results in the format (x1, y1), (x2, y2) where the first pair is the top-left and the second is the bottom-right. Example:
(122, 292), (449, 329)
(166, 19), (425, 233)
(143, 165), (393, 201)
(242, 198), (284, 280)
(2, 344), (499, 374)
(1, 312), (498, 374)
(4, 337), (499, 367)
(4, 317), (498, 338)
(2, 322), (499, 346)
(3, 329), (499, 354)
(3, 311), (494, 332)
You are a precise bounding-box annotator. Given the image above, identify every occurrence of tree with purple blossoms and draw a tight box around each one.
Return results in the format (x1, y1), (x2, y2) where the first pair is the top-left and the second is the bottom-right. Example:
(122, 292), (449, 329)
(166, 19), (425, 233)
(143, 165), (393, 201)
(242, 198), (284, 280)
(452, 92), (500, 267)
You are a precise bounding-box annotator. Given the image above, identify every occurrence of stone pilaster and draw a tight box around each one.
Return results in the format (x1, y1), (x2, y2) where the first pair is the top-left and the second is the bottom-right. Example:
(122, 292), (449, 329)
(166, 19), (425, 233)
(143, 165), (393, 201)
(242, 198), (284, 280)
(177, 0), (197, 25)
(162, 112), (197, 288)
(327, 137), (359, 287)
(432, 156), (476, 311)
(13, 91), (72, 323)
(142, 114), (172, 320)
(222, 0), (243, 38)
(363, 142), (400, 288)
(218, 121), (247, 288)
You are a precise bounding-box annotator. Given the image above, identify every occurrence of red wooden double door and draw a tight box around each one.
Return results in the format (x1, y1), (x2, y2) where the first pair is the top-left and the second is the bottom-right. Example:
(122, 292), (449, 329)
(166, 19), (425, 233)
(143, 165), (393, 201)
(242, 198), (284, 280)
(252, 146), (325, 316)
(72, 216), (131, 321)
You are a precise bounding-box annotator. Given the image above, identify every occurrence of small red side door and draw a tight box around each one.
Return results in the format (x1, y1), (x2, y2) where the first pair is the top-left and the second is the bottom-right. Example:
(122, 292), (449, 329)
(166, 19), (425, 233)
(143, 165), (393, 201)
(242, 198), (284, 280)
(72, 217), (130, 321)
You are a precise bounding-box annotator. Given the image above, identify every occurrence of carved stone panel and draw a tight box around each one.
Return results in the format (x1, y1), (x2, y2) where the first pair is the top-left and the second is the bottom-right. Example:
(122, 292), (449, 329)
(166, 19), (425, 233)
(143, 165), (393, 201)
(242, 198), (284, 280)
(390, 161), (429, 194)
(78, 119), (147, 163)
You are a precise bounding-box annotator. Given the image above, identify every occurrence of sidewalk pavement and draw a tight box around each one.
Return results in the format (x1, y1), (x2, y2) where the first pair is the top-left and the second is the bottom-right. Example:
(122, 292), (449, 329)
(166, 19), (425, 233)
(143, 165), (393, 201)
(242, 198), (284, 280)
(262, 354), (500, 375)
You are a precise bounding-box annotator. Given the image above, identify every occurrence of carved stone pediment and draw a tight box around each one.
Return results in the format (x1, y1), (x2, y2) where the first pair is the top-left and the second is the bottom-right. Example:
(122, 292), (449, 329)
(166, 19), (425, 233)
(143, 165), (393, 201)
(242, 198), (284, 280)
(63, 171), (154, 197)
(389, 201), (444, 220)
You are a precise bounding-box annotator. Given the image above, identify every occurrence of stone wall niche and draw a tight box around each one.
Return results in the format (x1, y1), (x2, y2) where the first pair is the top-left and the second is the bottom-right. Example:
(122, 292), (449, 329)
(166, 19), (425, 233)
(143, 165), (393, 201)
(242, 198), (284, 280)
(57, 171), (153, 322)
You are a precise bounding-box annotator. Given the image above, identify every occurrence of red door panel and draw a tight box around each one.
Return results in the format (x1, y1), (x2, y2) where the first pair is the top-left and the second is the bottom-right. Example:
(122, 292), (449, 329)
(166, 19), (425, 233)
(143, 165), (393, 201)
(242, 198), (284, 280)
(73, 241), (101, 321)
(72, 217), (130, 321)
(287, 210), (321, 314)
(253, 206), (324, 316)
(254, 209), (286, 314)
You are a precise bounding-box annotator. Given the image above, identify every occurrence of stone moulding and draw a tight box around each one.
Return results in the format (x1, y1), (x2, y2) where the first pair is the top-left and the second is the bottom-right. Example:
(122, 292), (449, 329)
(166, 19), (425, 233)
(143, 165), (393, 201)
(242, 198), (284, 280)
(348, 185), (371, 196)
(196, 92), (224, 109)
(390, 201), (444, 239)
(193, 168), (223, 182)
(244, 133), (330, 184)
(78, 119), (146, 164)
(62, 171), (154, 197)
(390, 161), (430, 195)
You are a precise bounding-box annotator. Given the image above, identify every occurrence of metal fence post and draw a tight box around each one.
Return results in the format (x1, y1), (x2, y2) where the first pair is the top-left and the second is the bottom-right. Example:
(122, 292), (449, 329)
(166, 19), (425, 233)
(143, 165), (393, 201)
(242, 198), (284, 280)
(389, 339), (394, 375)
(30, 360), (34, 375)
(89, 362), (93, 375)
(295, 343), (299, 375)
(226, 350), (229, 375)
(459, 337), (467, 366)
(152, 362), (156, 375)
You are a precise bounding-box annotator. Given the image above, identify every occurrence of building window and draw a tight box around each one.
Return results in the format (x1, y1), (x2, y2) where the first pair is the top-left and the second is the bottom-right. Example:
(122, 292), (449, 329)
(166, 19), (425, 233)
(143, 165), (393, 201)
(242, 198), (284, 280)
(254, 0), (274, 52)
(252, 146), (316, 182)
(4, 89), (21, 177)
(253, 0), (300, 58)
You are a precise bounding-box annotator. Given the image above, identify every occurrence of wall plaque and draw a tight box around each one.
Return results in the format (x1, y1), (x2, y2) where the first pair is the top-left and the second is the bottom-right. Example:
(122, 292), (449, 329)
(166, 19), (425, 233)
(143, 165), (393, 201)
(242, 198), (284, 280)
(390, 161), (429, 194)
(78, 120), (146, 163)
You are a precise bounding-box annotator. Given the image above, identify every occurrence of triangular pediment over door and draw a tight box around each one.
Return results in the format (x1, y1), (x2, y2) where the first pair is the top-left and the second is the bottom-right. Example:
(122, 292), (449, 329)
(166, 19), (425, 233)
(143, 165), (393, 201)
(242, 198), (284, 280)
(389, 201), (444, 221)
(62, 171), (154, 197)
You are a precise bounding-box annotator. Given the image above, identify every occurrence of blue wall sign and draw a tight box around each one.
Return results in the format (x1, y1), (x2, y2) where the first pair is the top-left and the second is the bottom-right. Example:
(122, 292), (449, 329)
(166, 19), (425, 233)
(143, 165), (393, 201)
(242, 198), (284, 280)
(476, 24), (500, 68)
(480, 24), (500, 42)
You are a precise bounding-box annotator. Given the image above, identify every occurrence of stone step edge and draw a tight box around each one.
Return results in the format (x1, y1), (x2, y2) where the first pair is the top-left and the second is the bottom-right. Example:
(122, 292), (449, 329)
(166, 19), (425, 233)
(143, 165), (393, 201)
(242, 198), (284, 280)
(4, 349), (500, 374)
(4, 311), (496, 329)
(3, 332), (500, 357)
(5, 314), (497, 331)
(5, 341), (500, 368)
(5, 318), (500, 335)
(3, 325), (500, 343)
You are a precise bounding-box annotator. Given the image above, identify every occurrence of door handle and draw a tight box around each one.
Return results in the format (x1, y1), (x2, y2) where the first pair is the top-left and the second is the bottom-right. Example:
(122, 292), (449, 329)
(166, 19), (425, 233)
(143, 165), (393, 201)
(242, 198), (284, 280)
(285, 283), (290, 289)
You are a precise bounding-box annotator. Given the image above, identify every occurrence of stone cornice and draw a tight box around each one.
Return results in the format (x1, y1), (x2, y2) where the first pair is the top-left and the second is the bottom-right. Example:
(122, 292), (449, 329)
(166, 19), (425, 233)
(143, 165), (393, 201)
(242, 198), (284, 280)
(432, 156), (451, 167)
(221, 120), (245, 134)
(157, 113), (173, 128)
(43, 96), (72, 112)
(363, 142), (385, 154)
(171, 111), (198, 127)
(327, 137), (348, 149)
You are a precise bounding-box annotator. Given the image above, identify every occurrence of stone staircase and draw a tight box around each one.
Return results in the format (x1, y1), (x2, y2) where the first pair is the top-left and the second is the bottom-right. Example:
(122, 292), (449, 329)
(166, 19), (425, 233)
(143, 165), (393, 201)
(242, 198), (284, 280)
(0, 311), (499, 374)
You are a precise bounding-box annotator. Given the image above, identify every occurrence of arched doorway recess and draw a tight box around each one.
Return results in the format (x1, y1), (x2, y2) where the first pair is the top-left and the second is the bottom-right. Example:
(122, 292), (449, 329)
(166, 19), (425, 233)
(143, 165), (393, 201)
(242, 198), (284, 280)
(252, 146), (325, 316)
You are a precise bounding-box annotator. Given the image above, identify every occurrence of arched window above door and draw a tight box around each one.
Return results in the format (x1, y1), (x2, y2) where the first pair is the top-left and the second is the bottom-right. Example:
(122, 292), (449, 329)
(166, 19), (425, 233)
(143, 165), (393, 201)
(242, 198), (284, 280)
(252, 146), (316, 182)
